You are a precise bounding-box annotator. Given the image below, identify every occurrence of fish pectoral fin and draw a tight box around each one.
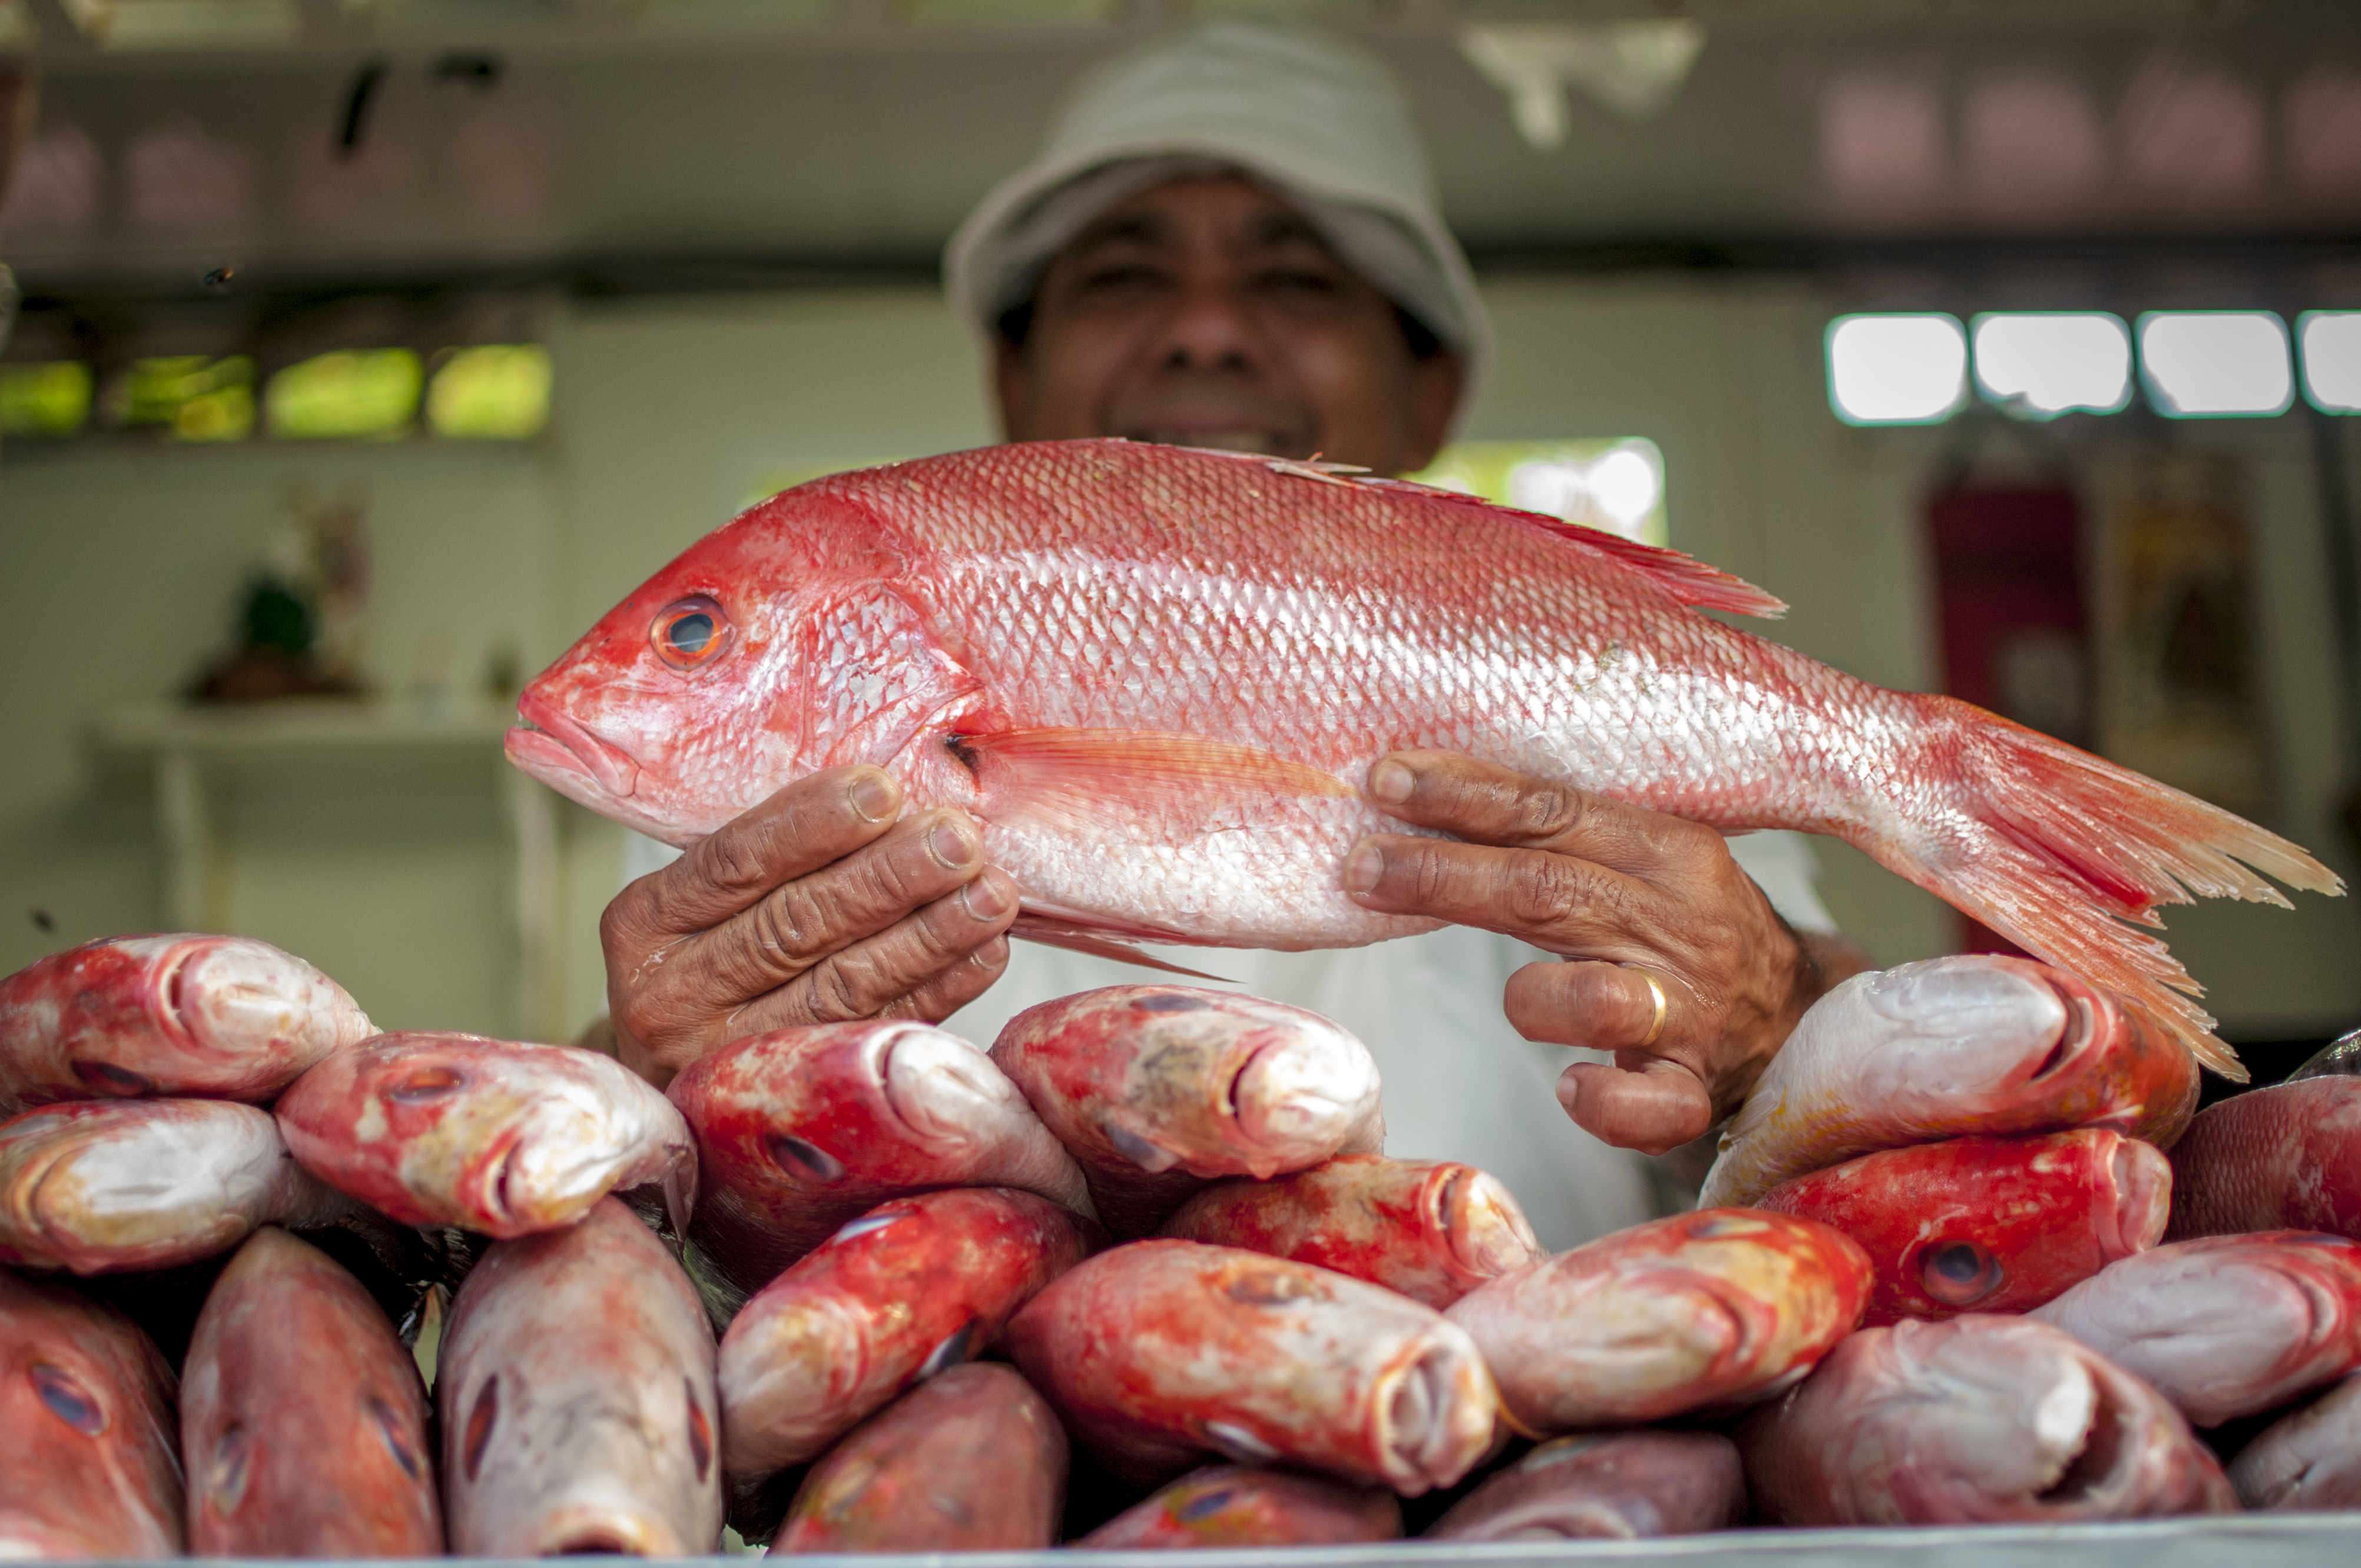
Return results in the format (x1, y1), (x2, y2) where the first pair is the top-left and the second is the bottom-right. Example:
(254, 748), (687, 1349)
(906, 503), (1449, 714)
(1009, 914), (1234, 983)
(950, 726), (1356, 838)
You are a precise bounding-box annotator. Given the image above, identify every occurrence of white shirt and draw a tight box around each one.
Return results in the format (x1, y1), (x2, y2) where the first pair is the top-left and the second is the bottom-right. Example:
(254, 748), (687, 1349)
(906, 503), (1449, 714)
(618, 829), (1834, 1254)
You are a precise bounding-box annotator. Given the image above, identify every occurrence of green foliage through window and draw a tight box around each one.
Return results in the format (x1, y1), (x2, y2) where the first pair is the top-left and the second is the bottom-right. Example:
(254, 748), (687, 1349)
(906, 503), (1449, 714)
(117, 356), (256, 442)
(1412, 439), (1669, 547)
(266, 350), (424, 440)
(0, 362), (94, 438)
(426, 345), (552, 440)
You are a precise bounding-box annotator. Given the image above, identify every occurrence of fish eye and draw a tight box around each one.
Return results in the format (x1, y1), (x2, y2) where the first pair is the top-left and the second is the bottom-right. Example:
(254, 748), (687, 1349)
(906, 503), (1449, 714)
(387, 1066), (465, 1104)
(31, 1364), (106, 1434)
(651, 595), (734, 673)
(1919, 1239), (2005, 1305)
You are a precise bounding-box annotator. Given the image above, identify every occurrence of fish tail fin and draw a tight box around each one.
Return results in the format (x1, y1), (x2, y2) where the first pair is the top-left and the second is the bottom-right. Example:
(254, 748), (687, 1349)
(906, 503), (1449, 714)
(1871, 695), (2343, 1082)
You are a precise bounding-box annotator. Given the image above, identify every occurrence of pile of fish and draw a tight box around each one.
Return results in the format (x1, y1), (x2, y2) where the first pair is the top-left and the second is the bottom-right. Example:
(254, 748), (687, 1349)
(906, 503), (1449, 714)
(4, 933), (2360, 1558)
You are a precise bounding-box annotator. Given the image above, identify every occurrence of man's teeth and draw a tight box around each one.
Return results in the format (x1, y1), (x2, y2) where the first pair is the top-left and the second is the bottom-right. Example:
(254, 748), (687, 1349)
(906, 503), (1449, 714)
(1136, 430), (1285, 455)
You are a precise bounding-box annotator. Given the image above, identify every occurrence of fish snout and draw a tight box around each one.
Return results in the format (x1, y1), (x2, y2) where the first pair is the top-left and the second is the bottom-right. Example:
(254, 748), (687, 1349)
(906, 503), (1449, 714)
(1370, 1323), (1498, 1494)
(173, 937), (374, 1065)
(526, 1501), (693, 1559)
(1434, 1166), (1546, 1284)
(511, 691), (642, 801)
(2095, 1135), (2173, 1261)
(1227, 1029), (1382, 1176)
(875, 1023), (1001, 1152)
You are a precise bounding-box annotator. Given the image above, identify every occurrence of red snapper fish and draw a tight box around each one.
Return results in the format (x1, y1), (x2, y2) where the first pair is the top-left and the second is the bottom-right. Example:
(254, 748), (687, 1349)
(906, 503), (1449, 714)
(1005, 1238), (1497, 1494)
(1738, 1314), (2235, 1524)
(1425, 1431), (1747, 1542)
(1078, 1465), (1402, 1548)
(1699, 956), (2197, 1209)
(2230, 1371), (2361, 1510)
(2028, 1231), (2361, 1426)
(0, 933), (373, 1112)
(1753, 1129), (2170, 1325)
(0, 1100), (356, 1275)
(666, 1019), (1089, 1292)
(0, 1269), (184, 1558)
(2165, 1076), (2361, 1242)
(1159, 1155), (1543, 1310)
(990, 984), (1384, 1237)
(1444, 1209), (1871, 1432)
(769, 1364), (1066, 1553)
(503, 439), (2339, 1075)
(180, 1226), (441, 1556)
(276, 1032), (695, 1238)
(717, 1185), (1099, 1480)
(437, 1197), (722, 1556)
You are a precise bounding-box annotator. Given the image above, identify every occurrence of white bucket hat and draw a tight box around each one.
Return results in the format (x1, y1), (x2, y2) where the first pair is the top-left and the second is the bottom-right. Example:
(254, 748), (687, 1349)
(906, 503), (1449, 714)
(944, 22), (1490, 395)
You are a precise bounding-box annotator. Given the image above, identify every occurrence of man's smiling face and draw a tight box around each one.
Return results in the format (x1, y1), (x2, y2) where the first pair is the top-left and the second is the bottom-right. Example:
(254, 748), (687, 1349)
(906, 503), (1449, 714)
(994, 174), (1463, 478)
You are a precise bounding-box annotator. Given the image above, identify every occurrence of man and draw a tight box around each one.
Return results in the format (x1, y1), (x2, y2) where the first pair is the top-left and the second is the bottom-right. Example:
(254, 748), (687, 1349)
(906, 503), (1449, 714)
(598, 25), (1866, 1247)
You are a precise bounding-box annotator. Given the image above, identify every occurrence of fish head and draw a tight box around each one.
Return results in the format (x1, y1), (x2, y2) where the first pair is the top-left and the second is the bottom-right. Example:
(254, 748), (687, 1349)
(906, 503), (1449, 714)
(324, 1035), (681, 1235)
(0, 1272), (180, 1552)
(0, 1101), (281, 1271)
(505, 485), (960, 845)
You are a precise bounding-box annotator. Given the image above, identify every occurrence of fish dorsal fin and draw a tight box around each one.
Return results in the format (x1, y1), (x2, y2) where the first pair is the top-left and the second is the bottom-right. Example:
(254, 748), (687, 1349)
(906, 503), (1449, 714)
(1162, 442), (1789, 621)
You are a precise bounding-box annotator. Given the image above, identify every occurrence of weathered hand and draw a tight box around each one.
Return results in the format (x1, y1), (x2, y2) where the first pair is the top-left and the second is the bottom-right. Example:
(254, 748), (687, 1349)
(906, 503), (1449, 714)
(1339, 751), (1862, 1156)
(598, 765), (1019, 1088)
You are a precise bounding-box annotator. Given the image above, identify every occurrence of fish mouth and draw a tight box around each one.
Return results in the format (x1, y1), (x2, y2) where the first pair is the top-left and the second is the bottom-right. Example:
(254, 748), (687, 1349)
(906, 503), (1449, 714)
(1228, 1029), (1380, 1173)
(1369, 1330), (1494, 1494)
(509, 692), (641, 801)
(1436, 1166), (1545, 1283)
(2096, 1133), (2172, 1260)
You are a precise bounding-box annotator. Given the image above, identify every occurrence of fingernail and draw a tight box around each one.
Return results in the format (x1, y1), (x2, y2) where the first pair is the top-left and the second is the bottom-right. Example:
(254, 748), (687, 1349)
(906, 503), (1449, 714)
(960, 877), (1012, 920)
(848, 773), (898, 823)
(930, 819), (978, 867)
(1342, 841), (1384, 895)
(971, 936), (1009, 969)
(1369, 758), (1414, 805)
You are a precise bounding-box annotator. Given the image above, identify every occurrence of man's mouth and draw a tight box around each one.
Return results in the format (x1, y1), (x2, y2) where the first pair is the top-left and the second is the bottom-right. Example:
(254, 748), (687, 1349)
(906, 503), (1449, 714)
(507, 693), (641, 800)
(1126, 427), (1292, 456)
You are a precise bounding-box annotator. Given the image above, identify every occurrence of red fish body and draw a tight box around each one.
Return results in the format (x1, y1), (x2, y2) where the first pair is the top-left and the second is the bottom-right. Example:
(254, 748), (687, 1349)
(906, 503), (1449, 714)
(2166, 1077), (2361, 1241)
(1159, 1155), (1541, 1311)
(769, 1363), (1066, 1553)
(1079, 1465), (1401, 1548)
(1700, 956), (2197, 1209)
(1006, 1238), (1497, 1494)
(990, 985), (1384, 1237)
(1754, 1130), (2170, 1325)
(2230, 1371), (2361, 1510)
(437, 1198), (722, 1556)
(0, 934), (373, 1114)
(276, 1032), (695, 1238)
(180, 1226), (441, 1556)
(2030, 1231), (2361, 1426)
(0, 1269), (184, 1558)
(1444, 1209), (1870, 1432)
(1739, 1314), (2234, 1524)
(505, 439), (2338, 1076)
(666, 1020), (1089, 1291)
(0, 1100), (354, 1275)
(1425, 1431), (1746, 1542)
(717, 1185), (1099, 1480)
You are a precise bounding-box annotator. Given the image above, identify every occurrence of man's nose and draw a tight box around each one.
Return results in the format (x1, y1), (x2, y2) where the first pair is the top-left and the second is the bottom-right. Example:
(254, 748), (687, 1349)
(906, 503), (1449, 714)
(1152, 278), (1266, 372)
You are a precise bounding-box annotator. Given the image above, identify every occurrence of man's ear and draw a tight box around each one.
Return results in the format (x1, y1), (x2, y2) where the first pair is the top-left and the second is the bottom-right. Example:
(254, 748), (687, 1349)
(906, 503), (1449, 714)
(1396, 349), (1467, 476)
(993, 338), (1034, 443)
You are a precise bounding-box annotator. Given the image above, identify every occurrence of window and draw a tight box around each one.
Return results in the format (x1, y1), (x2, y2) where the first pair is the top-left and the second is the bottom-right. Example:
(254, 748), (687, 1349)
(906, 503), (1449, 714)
(425, 345), (552, 439)
(2137, 311), (2294, 419)
(1413, 439), (1668, 546)
(264, 349), (423, 440)
(0, 362), (94, 437)
(1971, 313), (2132, 418)
(1826, 314), (1969, 425)
(2297, 311), (2361, 415)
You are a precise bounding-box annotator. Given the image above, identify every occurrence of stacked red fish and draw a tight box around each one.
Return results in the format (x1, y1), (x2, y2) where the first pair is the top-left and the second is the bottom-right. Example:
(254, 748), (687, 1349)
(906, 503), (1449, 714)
(4, 929), (2357, 1553)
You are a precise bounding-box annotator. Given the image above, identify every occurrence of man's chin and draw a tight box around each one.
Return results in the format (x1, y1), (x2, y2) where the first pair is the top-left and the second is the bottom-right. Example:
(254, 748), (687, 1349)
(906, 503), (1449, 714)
(1125, 428), (1297, 457)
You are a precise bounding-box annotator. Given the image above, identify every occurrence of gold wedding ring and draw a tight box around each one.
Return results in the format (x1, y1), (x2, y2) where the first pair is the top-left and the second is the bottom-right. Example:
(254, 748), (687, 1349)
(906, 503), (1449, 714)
(1626, 965), (1669, 1050)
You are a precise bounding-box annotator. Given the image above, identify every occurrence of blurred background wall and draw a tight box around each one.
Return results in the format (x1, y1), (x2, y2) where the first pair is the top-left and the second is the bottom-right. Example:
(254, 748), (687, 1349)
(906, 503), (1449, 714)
(1, 0), (2355, 1063)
